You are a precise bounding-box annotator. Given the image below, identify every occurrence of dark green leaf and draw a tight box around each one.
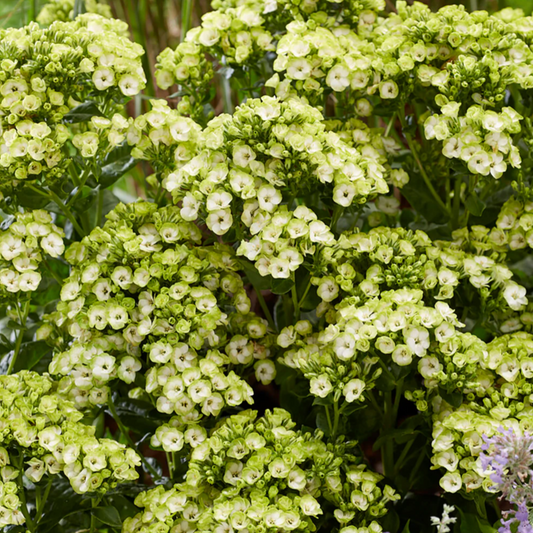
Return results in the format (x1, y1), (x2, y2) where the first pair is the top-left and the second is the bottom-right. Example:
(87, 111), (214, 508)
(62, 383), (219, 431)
(401, 171), (448, 224)
(458, 509), (497, 533)
(465, 195), (486, 217)
(400, 520), (411, 533)
(10, 340), (51, 373)
(63, 101), (104, 123)
(99, 144), (138, 188)
(373, 428), (419, 450)
(240, 260), (271, 291)
(271, 277), (294, 295)
(92, 506), (122, 528)
(438, 387), (463, 409)
(382, 509), (400, 533)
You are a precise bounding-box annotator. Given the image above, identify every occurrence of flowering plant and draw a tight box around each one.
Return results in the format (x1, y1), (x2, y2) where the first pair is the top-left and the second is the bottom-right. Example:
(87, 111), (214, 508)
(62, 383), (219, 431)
(2, 0), (533, 532)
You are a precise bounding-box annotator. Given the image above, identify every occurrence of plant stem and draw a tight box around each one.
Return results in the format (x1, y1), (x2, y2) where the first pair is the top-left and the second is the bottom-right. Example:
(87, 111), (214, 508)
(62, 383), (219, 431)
(291, 283), (300, 322)
(7, 298), (30, 375)
(385, 112), (397, 137)
(398, 113), (449, 217)
(382, 390), (395, 478)
(181, 0), (193, 41)
(28, 185), (87, 237)
(325, 405), (333, 436)
(107, 394), (162, 481)
(28, 0), (37, 22)
(35, 476), (53, 523)
(298, 279), (312, 310)
(95, 188), (104, 229)
(256, 289), (276, 331)
(16, 455), (34, 532)
(221, 75), (234, 114)
(332, 400), (341, 438)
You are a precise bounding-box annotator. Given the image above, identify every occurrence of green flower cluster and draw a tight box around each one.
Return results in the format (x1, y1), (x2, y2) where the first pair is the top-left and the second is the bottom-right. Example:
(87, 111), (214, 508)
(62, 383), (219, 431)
(165, 96), (388, 277)
(42, 201), (275, 412)
(311, 227), (525, 326)
(37, 0), (112, 25)
(0, 14), (145, 197)
(0, 209), (64, 293)
(0, 371), (140, 528)
(267, 21), (376, 108)
(129, 99), (201, 181)
(124, 409), (398, 533)
(278, 288), (479, 406)
(496, 196), (533, 250)
(428, 332), (533, 494)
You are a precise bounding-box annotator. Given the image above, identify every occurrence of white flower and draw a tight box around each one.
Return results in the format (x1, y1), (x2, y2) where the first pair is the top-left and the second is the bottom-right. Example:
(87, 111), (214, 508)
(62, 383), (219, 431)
(503, 282), (527, 310)
(418, 356), (441, 379)
(405, 327), (430, 356)
(343, 379), (365, 402)
(206, 209), (233, 235)
(326, 65), (350, 92)
(310, 375), (333, 398)
(93, 67), (115, 90)
(119, 75), (141, 96)
(439, 471), (462, 493)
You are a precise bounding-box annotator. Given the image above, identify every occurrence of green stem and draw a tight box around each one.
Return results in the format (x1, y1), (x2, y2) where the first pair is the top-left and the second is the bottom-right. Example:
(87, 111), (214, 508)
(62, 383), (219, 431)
(29, 185), (86, 237)
(399, 113), (449, 216)
(221, 75), (234, 114)
(452, 176), (462, 230)
(332, 400), (341, 438)
(181, 0), (193, 41)
(382, 391), (395, 478)
(107, 394), (162, 481)
(394, 438), (415, 476)
(36, 476), (53, 523)
(7, 299), (30, 375)
(368, 391), (384, 418)
(42, 259), (63, 284)
(325, 405), (333, 436)
(95, 188), (104, 229)
(16, 455), (34, 532)
(254, 288), (276, 332)
(331, 205), (343, 234)
(385, 112), (397, 137)
(166, 451), (175, 479)
(298, 279), (312, 310)
(28, 0), (37, 22)
(291, 283), (300, 322)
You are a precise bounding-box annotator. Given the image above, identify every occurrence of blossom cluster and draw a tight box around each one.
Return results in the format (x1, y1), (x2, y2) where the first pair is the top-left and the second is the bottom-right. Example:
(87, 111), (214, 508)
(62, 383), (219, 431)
(37, 0), (112, 25)
(128, 99), (201, 181)
(0, 371), (140, 528)
(312, 227), (525, 325)
(164, 96), (388, 277)
(428, 332), (533, 494)
(279, 288), (482, 408)
(124, 409), (398, 533)
(42, 201), (275, 414)
(0, 209), (64, 293)
(0, 14), (145, 197)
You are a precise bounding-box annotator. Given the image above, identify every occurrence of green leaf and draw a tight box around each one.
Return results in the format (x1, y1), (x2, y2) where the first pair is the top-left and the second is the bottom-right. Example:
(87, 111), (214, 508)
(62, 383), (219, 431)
(400, 520), (411, 533)
(63, 101), (104, 123)
(240, 260), (271, 291)
(373, 428), (419, 451)
(10, 340), (51, 373)
(458, 509), (497, 533)
(92, 506), (122, 528)
(438, 387), (463, 409)
(465, 195), (486, 217)
(271, 277), (294, 295)
(99, 144), (138, 188)
(401, 171), (448, 224)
